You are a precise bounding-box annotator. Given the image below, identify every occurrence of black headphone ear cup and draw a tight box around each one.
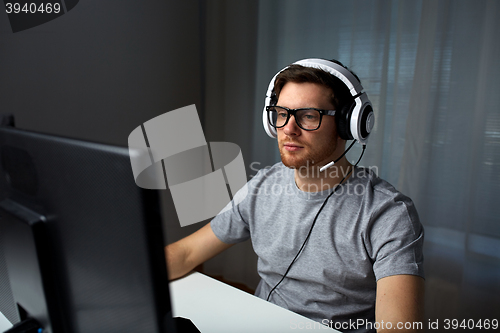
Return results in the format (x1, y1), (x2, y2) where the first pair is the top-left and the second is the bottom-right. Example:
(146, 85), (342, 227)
(359, 105), (374, 140)
(336, 102), (354, 140)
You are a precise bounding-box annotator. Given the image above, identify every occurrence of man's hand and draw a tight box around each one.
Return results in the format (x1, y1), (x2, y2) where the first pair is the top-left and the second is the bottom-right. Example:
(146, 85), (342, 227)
(375, 275), (425, 332)
(165, 222), (233, 280)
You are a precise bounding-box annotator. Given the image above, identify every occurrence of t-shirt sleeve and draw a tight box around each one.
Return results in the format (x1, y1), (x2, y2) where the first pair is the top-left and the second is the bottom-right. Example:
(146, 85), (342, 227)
(210, 174), (256, 244)
(368, 193), (425, 281)
(210, 205), (250, 244)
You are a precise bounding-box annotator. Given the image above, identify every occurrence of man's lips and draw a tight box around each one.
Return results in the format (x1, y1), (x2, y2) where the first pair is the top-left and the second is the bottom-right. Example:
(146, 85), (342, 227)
(282, 142), (304, 152)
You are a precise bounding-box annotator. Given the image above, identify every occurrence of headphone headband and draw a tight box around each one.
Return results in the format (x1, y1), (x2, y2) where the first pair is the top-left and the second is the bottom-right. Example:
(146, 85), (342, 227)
(262, 58), (374, 144)
(293, 59), (363, 95)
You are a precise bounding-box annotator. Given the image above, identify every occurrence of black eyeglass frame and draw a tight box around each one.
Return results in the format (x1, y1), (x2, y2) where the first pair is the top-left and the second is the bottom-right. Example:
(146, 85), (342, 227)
(266, 105), (336, 131)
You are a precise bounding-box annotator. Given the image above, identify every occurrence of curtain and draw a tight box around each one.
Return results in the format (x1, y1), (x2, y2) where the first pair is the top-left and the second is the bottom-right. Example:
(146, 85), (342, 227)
(200, 0), (500, 321)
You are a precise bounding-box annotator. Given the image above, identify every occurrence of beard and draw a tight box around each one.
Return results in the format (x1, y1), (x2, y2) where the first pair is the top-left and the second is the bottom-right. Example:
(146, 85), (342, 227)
(279, 138), (338, 170)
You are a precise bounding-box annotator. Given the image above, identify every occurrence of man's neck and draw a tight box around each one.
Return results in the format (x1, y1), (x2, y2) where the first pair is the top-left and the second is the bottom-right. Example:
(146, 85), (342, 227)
(294, 157), (353, 193)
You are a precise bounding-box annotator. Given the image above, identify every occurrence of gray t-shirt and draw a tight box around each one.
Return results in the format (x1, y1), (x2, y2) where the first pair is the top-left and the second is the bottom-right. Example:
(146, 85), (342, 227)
(211, 163), (424, 332)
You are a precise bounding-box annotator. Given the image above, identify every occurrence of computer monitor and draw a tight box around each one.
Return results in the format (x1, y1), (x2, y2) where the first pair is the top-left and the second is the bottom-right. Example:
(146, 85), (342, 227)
(0, 125), (176, 333)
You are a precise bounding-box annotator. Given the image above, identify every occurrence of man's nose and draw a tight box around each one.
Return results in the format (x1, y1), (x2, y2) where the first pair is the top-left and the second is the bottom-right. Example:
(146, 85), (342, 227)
(282, 114), (301, 136)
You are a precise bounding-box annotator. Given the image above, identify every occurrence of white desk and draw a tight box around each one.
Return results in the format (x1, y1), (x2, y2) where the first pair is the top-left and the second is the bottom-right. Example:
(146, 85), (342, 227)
(0, 272), (340, 332)
(0, 312), (10, 332)
(170, 272), (339, 332)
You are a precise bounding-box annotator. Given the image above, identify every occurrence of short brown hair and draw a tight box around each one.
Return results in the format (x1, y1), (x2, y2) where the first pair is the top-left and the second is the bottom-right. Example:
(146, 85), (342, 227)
(273, 60), (355, 109)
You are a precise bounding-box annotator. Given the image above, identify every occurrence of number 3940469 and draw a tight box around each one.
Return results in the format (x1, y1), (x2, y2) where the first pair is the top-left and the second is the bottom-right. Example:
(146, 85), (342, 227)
(5, 3), (61, 14)
(443, 319), (498, 330)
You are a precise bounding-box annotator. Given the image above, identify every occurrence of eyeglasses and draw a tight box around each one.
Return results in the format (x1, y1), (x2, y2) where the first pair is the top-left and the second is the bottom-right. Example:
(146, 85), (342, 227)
(266, 106), (336, 131)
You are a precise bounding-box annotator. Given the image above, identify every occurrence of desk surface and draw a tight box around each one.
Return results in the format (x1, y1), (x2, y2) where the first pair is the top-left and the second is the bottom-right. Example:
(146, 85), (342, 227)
(0, 272), (339, 333)
(170, 272), (338, 332)
(0, 312), (10, 332)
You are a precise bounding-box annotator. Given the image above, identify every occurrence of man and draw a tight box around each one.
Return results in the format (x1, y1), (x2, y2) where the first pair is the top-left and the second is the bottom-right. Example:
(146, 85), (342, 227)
(166, 59), (424, 332)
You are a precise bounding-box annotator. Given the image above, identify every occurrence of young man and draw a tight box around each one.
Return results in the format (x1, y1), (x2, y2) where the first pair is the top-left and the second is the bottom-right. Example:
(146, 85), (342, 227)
(166, 59), (424, 332)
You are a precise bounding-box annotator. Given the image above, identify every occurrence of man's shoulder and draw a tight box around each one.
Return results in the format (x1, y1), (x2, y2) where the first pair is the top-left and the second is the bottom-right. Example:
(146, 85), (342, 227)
(351, 167), (415, 206)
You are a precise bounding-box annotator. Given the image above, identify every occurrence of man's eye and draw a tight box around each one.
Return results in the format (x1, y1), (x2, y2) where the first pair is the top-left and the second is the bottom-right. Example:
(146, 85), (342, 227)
(278, 112), (288, 118)
(302, 112), (319, 120)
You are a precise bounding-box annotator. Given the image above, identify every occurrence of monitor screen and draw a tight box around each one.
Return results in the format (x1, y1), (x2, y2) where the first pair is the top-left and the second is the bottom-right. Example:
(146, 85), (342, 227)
(0, 126), (175, 333)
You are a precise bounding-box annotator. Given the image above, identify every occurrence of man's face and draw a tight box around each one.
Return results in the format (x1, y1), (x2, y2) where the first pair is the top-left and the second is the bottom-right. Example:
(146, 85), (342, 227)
(276, 81), (344, 170)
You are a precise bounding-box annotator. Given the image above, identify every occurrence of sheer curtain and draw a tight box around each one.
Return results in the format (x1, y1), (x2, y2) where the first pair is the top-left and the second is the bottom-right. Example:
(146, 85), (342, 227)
(200, 0), (500, 321)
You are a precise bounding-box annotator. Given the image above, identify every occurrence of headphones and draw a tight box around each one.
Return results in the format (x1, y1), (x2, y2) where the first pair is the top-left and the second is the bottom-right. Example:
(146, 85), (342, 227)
(262, 58), (375, 144)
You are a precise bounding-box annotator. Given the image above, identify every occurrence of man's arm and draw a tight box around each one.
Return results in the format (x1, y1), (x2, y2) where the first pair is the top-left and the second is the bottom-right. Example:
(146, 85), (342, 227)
(375, 275), (425, 332)
(165, 222), (233, 280)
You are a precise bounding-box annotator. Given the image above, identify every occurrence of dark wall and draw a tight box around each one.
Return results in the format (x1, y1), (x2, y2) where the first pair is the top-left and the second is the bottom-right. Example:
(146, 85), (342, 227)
(0, 2), (207, 324)
(0, 0), (203, 146)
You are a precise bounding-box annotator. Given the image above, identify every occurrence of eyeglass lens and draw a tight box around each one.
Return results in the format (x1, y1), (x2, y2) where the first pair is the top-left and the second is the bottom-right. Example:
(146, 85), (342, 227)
(268, 106), (321, 130)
